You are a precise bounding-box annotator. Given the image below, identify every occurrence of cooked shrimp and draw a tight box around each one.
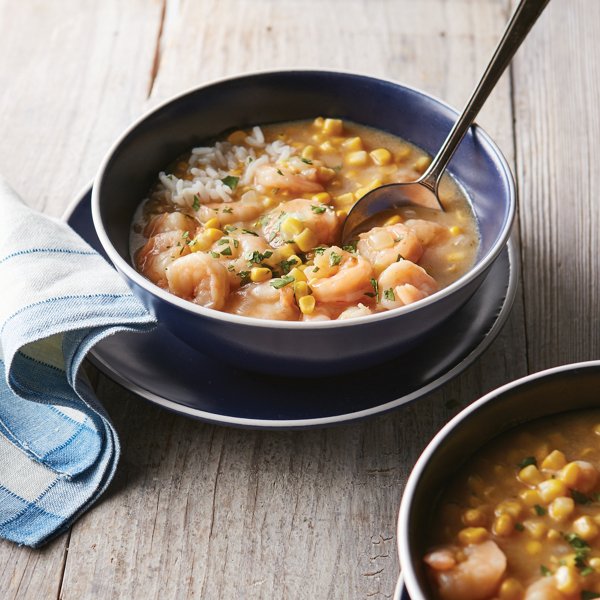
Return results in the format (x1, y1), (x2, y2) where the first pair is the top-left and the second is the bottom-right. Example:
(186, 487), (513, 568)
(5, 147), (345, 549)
(165, 252), (230, 310)
(424, 541), (506, 600)
(255, 164), (324, 194)
(378, 259), (438, 309)
(143, 211), (199, 237)
(216, 232), (274, 287)
(404, 218), (449, 246)
(524, 576), (570, 600)
(337, 303), (373, 320)
(196, 196), (265, 226)
(304, 246), (373, 304)
(229, 280), (299, 320)
(262, 198), (340, 247)
(357, 223), (423, 275)
(136, 230), (191, 288)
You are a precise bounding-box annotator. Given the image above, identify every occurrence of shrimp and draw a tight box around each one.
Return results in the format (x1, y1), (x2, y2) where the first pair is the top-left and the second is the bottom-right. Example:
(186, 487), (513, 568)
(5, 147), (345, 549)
(377, 260), (438, 309)
(262, 199), (340, 247)
(196, 196), (264, 226)
(357, 223), (423, 275)
(143, 211), (199, 238)
(424, 541), (507, 600)
(337, 303), (373, 320)
(136, 230), (191, 288)
(254, 164), (324, 194)
(218, 233), (274, 287)
(165, 252), (230, 310)
(404, 218), (449, 247)
(304, 246), (373, 304)
(229, 280), (299, 320)
(524, 576), (572, 600)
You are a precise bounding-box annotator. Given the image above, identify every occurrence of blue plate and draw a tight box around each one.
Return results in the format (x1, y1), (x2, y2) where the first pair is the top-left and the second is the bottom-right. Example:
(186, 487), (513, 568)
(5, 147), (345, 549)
(65, 187), (517, 429)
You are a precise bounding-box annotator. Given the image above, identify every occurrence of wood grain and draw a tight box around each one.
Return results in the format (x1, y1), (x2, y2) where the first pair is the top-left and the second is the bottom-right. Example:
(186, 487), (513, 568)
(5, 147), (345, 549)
(55, 1), (528, 599)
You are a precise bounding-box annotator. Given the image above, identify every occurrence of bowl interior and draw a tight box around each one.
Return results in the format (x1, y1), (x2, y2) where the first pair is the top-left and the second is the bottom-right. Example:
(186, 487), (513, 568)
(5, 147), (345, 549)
(95, 71), (513, 272)
(400, 362), (600, 599)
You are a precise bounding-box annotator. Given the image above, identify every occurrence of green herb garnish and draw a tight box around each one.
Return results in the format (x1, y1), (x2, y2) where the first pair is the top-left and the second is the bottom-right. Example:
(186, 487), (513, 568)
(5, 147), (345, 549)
(246, 250), (273, 265)
(210, 252), (220, 259)
(311, 205), (326, 214)
(329, 252), (342, 267)
(572, 490), (593, 505)
(342, 241), (357, 253)
(221, 176), (239, 190)
(314, 247), (326, 255)
(224, 225), (237, 233)
(220, 247), (233, 256)
(383, 288), (395, 301)
(514, 522), (525, 532)
(582, 591), (600, 599)
(270, 275), (294, 289)
(236, 270), (251, 285)
(540, 565), (552, 577)
(518, 456), (537, 469)
(366, 278), (379, 300)
(534, 504), (546, 516)
(218, 238), (230, 245)
(221, 207), (233, 214)
(192, 195), (200, 211)
(241, 229), (258, 236)
(301, 158), (313, 165)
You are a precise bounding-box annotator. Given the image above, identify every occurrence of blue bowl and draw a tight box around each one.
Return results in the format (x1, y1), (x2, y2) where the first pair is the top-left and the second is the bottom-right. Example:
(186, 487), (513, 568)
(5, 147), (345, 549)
(92, 70), (515, 376)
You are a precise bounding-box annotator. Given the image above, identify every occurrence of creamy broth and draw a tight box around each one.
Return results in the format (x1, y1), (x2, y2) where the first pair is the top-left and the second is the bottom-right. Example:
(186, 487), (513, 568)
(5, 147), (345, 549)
(425, 410), (600, 600)
(130, 118), (479, 321)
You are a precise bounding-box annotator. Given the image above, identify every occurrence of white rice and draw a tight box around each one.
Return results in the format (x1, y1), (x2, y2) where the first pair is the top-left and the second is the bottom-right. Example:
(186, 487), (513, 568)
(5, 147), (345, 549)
(152, 126), (296, 211)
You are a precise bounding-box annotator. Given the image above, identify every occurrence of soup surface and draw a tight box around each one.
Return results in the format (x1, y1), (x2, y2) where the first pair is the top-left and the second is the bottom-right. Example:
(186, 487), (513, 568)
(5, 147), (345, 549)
(131, 118), (479, 321)
(424, 410), (600, 600)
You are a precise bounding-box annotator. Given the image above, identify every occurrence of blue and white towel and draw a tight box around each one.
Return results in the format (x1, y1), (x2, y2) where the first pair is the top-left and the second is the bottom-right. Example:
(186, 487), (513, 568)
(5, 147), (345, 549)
(0, 177), (155, 547)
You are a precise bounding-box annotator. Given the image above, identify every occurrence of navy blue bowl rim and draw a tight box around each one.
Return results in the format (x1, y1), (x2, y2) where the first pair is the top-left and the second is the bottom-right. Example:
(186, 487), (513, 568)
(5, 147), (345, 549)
(91, 68), (516, 330)
(397, 360), (600, 599)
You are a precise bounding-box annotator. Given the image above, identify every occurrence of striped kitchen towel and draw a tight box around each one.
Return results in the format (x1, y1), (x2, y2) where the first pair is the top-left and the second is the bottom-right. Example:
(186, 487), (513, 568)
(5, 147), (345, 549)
(0, 177), (155, 547)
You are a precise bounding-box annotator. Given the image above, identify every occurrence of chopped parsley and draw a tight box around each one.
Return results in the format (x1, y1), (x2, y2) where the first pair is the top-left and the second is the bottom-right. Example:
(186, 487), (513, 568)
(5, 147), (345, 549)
(221, 176), (239, 190)
(312, 266), (320, 272)
(540, 565), (552, 577)
(332, 165), (343, 172)
(314, 247), (326, 255)
(311, 204), (327, 214)
(210, 251), (220, 259)
(224, 225), (237, 233)
(534, 504), (546, 516)
(329, 252), (342, 267)
(383, 288), (395, 301)
(246, 250), (273, 265)
(182, 231), (190, 239)
(270, 275), (294, 289)
(518, 456), (537, 469)
(514, 522), (525, 532)
(582, 591), (600, 599)
(192, 195), (200, 211)
(366, 278), (379, 300)
(236, 270), (251, 285)
(301, 157), (313, 165)
(220, 247), (233, 256)
(241, 229), (259, 236)
(564, 533), (592, 574)
(218, 238), (230, 245)
(342, 241), (357, 253)
(565, 533), (590, 550)
(233, 239), (239, 249)
(276, 168), (284, 176)
(572, 490), (593, 505)
(279, 257), (299, 274)
(221, 206), (233, 214)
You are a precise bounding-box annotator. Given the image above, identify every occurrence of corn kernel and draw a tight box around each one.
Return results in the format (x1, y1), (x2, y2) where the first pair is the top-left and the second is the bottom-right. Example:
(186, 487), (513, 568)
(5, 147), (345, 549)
(383, 214), (402, 227)
(318, 166), (337, 181)
(188, 235), (211, 252)
(227, 130), (247, 145)
(302, 145), (316, 160)
(288, 267), (307, 282)
(342, 136), (363, 151)
(493, 514), (514, 537)
(286, 254), (302, 268)
(415, 156), (432, 173)
(250, 267), (272, 283)
(548, 496), (575, 522)
(547, 528), (561, 541)
(333, 193), (355, 209)
(262, 197), (277, 209)
(293, 281), (309, 299)
(299, 295), (316, 315)
(336, 209), (348, 219)
(313, 116), (324, 128)
(573, 516), (599, 541)
(458, 527), (488, 545)
(370, 148), (392, 166)
(276, 244), (298, 260)
(355, 187), (369, 200)
(526, 540), (543, 556)
(561, 461), (598, 492)
(555, 565), (580, 595)
(542, 450), (567, 471)
(320, 141), (336, 153)
(345, 150), (368, 167)
(523, 519), (547, 539)
(449, 225), (462, 236)
(538, 478), (568, 503)
(204, 217), (220, 230)
(204, 227), (224, 243)
(294, 228), (318, 253)
(520, 489), (542, 507)
(281, 217), (304, 238)
(519, 464), (544, 486)
(322, 118), (343, 135)
(495, 500), (523, 519)
(312, 192), (331, 204)
(462, 508), (487, 527)
(499, 578), (524, 600)
(559, 462), (582, 487)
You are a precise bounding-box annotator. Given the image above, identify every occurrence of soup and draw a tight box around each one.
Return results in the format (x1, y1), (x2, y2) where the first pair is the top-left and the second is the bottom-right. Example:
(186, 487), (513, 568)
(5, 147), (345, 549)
(130, 118), (479, 321)
(424, 410), (600, 600)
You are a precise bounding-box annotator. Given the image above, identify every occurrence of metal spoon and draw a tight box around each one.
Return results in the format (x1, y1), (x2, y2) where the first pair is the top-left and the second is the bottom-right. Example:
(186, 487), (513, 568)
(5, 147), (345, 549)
(341, 0), (550, 242)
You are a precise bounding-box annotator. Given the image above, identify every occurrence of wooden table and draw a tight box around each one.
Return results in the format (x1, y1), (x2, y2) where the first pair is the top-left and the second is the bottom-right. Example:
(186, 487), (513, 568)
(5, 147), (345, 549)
(0, 0), (598, 597)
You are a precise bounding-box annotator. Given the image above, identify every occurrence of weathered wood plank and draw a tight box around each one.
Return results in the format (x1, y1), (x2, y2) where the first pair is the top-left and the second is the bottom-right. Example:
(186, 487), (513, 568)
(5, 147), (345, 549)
(58, 1), (526, 599)
(0, 1), (163, 598)
(512, 0), (600, 372)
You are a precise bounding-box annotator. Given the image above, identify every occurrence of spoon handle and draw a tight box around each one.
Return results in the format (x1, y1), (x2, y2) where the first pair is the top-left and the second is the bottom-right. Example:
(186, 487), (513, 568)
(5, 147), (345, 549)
(420, 0), (551, 193)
